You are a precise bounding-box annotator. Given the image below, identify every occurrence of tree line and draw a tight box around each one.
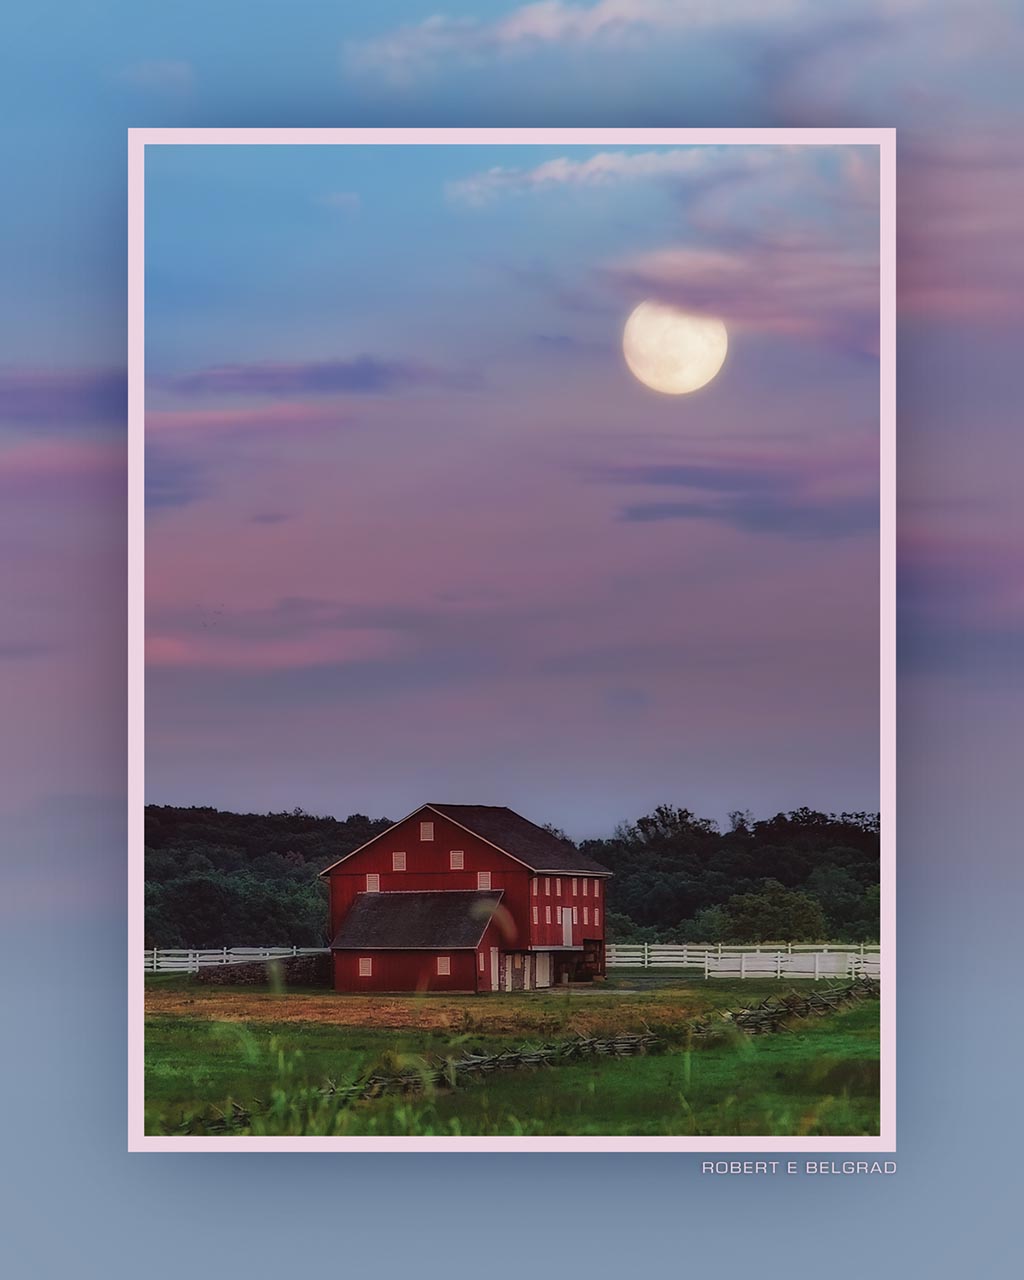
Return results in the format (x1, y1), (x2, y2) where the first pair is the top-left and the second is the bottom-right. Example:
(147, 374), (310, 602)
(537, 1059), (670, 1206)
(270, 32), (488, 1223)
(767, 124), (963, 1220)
(144, 802), (879, 948)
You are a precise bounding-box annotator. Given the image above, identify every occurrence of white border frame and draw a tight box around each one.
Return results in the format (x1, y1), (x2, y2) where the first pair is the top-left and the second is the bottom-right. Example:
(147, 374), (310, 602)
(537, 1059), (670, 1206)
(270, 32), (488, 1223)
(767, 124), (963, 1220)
(128, 127), (896, 1153)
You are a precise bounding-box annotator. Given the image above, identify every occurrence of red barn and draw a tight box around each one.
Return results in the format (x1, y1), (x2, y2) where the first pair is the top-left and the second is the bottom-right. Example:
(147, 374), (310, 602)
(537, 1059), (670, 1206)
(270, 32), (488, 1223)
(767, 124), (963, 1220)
(320, 803), (612, 993)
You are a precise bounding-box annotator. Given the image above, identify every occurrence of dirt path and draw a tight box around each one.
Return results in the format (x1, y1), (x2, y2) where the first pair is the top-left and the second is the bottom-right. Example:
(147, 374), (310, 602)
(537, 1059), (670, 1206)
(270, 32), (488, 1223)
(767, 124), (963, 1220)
(144, 984), (707, 1035)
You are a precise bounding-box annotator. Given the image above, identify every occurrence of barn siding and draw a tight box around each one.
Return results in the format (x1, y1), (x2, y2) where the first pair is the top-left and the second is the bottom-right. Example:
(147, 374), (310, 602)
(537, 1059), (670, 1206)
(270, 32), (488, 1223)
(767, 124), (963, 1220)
(333, 949), (479, 993)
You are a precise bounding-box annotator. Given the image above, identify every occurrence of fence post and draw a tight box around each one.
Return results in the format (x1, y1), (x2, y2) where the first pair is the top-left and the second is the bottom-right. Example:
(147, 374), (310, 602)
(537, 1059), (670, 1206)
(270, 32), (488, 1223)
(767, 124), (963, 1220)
(788, 941), (792, 954)
(813, 952), (820, 981)
(740, 953), (746, 980)
(776, 950), (782, 980)
(718, 942), (722, 960)
(643, 941), (649, 969)
(703, 952), (709, 981)
(152, 946), (157, 972)
(292, 944), (297, 957)
(222, 946), (228, 965)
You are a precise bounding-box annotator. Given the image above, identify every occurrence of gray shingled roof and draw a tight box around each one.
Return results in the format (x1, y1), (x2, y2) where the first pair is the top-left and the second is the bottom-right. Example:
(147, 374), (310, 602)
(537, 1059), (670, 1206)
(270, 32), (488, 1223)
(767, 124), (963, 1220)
(428, 804), (613, 875)
(330, 890), (503, 950)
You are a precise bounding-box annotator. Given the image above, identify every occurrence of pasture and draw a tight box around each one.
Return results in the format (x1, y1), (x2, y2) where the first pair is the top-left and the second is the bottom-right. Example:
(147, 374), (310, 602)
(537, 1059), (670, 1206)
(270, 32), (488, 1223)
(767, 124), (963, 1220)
(144, 970), (880, 1137)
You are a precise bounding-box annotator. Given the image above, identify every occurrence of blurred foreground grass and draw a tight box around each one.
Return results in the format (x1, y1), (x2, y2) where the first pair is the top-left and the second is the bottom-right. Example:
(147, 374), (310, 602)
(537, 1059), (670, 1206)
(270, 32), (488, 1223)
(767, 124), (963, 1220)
(145, 976), (879, 1137)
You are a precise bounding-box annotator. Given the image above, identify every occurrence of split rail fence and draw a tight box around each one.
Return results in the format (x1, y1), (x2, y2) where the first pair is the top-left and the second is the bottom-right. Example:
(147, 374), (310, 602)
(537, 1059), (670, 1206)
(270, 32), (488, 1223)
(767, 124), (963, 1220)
(143, 942), (879, 980)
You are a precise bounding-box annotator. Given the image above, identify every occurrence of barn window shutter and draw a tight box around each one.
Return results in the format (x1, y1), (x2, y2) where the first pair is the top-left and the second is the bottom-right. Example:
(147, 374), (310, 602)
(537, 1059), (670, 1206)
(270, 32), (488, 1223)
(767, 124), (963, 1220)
(583, 879), (589, 896)
(392, 850), (406, 871)
(532, 905), (538, 925)
(437, 956), (451, 976)
(545, 906), (551, 924)
(583, 906), (589, 925)
(450, 850), (464, 870)
(573, 906), (578, 924)
(477, 870), (491, 890)
(594, 880), (600, 898)
(358, 957), (372, 977)
(365, 873), (379, 892)
(572, 878), (578, 895)
(544, 877), (550, 894)
(555, 878), (561, 895)
(594, 909), (600, 928)
(479, 952), (485, 972)
(532, 879), (538, 896)
(420, 821), (434, 841)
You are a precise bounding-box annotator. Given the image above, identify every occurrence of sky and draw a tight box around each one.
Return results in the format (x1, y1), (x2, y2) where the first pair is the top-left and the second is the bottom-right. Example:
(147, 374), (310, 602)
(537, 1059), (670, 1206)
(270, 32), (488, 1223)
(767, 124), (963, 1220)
(143, 142), (881, 833)
(0, 2), (1022, 1269)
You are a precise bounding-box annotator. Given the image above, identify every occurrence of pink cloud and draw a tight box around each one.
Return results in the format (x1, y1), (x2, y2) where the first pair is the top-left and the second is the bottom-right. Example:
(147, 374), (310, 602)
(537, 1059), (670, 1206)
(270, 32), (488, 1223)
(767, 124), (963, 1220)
(605, 235), (878, 350)
(147, 402), (353, 434)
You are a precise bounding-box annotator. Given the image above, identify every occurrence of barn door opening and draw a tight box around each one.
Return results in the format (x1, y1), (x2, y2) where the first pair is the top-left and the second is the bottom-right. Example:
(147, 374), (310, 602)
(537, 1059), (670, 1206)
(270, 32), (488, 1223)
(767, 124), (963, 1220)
(562, 907), (573, 947)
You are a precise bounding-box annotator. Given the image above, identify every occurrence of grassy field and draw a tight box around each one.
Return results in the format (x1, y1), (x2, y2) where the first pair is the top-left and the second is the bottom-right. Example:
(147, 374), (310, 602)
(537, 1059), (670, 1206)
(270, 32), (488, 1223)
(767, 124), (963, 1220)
(144, 970), (880, 1137)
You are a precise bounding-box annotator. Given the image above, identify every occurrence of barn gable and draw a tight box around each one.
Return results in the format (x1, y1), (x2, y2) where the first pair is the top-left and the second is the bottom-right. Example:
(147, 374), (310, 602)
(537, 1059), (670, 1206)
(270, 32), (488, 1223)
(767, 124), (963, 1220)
(319, 803), (611, 878)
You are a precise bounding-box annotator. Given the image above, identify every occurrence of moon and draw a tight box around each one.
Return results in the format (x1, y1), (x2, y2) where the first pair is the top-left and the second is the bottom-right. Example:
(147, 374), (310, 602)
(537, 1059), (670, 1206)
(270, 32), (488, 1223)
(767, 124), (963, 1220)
(622, 300), (728, 395)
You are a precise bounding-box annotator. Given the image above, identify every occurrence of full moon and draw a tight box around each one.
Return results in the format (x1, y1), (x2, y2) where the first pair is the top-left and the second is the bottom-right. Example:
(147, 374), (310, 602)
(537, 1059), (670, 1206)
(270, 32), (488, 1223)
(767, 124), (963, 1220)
(622, 300), (728, 395)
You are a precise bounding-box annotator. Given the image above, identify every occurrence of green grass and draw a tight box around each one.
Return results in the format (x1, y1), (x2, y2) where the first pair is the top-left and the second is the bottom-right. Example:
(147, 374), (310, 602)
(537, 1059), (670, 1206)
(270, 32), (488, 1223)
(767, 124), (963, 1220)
(145, 988), (879, 1137)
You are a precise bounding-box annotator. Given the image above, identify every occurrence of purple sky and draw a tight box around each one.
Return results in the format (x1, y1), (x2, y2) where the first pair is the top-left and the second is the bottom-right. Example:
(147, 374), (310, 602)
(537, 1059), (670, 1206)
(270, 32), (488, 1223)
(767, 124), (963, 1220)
(142, 142), (880, 834)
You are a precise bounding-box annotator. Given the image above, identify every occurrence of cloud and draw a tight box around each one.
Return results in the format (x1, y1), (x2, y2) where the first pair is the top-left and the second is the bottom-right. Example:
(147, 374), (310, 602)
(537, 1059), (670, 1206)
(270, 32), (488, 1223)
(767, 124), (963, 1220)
(146, 402), (354, 434)
(0, 439), (123, 498)
(606, 234), (878, 350)
(348, 1), (810, 78)
(447, 147), (769, 204)
(620, 495), (877, 539)
(0, 641), (51, 661)
(349, 2), (930, 80)
(596, 451), (877, 541)
(118, 60), (195, 92)
(320, 191), (361, 212)
(146, 449), (207, 510)
(0, 366), (126, 429)
(899, 134), (1024, 322)
(153, 356), (473, 398)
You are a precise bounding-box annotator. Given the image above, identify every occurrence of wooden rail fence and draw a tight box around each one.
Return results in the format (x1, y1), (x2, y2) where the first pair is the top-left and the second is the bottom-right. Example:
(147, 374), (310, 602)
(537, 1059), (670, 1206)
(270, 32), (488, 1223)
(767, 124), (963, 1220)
(144, 942), (879, 980)
(606, 943), (880, 980)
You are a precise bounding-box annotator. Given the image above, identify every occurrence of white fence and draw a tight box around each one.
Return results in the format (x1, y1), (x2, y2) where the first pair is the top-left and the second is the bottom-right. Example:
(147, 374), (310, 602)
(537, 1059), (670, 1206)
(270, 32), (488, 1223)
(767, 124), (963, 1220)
(143, 946), (329, 973)
(606, 943), (880, 980)
(144, 942), (879, 980)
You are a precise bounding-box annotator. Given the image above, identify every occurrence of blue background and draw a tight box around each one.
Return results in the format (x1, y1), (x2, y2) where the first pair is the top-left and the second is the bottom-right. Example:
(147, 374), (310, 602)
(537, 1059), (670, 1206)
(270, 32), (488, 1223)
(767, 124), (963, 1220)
(1, 3), (1019, 1275)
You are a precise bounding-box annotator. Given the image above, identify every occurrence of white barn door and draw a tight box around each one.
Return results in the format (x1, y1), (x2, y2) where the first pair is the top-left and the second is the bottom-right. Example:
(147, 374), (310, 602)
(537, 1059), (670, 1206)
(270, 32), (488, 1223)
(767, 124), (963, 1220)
(562, 907), (573, 947)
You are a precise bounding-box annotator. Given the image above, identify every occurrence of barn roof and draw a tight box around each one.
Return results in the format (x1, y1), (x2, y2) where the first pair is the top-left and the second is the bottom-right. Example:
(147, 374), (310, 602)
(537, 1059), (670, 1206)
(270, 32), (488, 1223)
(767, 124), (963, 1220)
(330, 890), (504, 950)
(318, 803), (613, 877)
(428, 804), (613, 875)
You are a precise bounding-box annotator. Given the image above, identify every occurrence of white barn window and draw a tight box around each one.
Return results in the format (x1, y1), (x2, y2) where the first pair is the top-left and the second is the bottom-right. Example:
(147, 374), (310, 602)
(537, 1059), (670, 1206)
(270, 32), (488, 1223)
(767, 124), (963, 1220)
(545, 905), (551, 924)
(532, 905), (539, 925)
(479, 952), (485, 972)
(392, 850), (406, 871)
(573, 906), (578, 924)
(594, 880), (600, 898)
(477, 870), (491, 890)
(450, 850), (464, 870)
(437, 956), (451, 976)
(583, 879), (589, 896)
(532, 879), (538, 896)
(365, 873), (380, 893)
(583, 906), (589, 925)
(572, 878), (578, 895)
(594, 909), (600, 928)
(420, 821), (434, 841)
(544, 877), (550, 894)
(555, 878), (561, 895)
(358, 957), (372, 977)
